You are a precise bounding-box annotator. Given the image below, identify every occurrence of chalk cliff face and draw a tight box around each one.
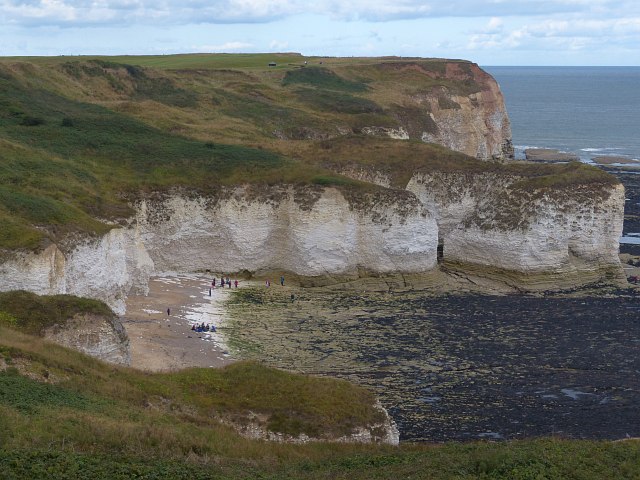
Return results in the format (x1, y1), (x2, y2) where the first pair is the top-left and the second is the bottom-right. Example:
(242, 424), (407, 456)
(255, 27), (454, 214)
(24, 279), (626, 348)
(406, 173), (624, 279)
(0, 174), (624, 313)
(135, 187), (436, 275)
(43, 312), (131, 365)
(435, 63), (513, 160)
(227, 400), (399, 445)
(0, 186), (438, 312)
(0, 228), (153, 315)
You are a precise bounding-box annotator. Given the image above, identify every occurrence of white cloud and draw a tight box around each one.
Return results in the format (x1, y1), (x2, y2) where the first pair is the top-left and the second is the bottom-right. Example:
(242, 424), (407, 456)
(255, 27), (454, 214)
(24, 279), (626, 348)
(467, 15), (640, 53)
(485, 17), (503, 33)
(3, 0), (640, 27)
(1, 0), (640, 64)
(269, 39), (288, 49)
(196, 41), (253, 51)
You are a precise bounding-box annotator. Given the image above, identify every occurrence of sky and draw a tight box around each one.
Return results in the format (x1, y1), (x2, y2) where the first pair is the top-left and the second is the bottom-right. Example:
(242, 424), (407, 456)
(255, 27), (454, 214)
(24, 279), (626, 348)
(1, 1), (639, 65)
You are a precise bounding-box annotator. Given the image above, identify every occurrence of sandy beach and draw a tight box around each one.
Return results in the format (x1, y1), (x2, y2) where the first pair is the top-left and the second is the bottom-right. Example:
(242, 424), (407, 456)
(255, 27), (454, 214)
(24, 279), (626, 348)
(122, 273), (238, 371)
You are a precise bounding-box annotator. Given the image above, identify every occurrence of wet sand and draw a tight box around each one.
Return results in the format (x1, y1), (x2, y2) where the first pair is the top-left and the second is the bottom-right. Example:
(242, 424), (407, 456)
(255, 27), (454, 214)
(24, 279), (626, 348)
(122, 273), (237, 371)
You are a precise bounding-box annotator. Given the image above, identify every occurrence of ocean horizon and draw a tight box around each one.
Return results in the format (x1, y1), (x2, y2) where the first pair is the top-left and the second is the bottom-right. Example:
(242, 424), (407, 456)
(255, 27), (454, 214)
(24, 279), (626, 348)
(483, 66), (640, 163)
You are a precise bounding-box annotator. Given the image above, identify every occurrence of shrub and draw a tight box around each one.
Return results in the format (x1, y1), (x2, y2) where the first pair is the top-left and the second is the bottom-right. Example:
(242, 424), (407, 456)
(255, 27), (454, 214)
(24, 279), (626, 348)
(19, 116), (45, 126)
(283, 67), (368, 92)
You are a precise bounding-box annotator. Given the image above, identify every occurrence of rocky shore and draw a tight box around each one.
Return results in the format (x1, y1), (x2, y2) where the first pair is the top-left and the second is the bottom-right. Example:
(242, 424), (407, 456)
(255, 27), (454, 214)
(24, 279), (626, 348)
(224, 283), (640, 442)
(524, 148), (579, 162)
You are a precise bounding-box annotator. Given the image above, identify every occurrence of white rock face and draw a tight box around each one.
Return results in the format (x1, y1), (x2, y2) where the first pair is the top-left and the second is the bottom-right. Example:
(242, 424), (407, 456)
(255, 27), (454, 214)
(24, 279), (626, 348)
(43, 313), (131, 365)
(362, 126), (410, 141)
(0, 228), (154, 315)
(136, 187), (437, 276)
(407, 173), (624, 275)
(228, 400), (399, 445)
(0, 187), (437, 312)
(0, 175), (624, 312)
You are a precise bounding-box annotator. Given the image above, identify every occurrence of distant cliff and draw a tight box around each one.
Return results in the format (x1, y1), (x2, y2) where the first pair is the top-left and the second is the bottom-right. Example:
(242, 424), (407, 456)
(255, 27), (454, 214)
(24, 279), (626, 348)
(353, 62), (513, 160)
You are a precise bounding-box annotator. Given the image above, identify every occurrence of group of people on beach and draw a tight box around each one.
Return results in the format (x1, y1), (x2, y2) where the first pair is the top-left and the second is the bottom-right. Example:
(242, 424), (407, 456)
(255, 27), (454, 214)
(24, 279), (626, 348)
(191, 322), (215, 333)
(265, 276), (285, 287)
(210, 276), (238, 294)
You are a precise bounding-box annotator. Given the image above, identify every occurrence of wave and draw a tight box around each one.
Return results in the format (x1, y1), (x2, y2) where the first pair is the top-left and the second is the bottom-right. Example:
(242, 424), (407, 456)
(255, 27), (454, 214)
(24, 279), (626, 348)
(620, 236), (640, 245)
(580, 147), (624, 152)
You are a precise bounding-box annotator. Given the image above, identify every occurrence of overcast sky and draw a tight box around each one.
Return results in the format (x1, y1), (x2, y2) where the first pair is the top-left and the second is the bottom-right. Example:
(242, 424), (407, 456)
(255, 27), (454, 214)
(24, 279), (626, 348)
(1, 1), (639, 65)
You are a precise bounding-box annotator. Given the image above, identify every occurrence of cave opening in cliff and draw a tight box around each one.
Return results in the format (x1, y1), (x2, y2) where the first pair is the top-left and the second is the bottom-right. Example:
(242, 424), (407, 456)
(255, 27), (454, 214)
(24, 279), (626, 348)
(437, 241), (444, 263)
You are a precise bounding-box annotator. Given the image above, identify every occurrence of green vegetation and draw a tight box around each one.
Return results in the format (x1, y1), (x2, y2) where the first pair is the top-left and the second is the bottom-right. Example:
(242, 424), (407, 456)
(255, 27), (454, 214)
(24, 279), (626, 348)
(294, 88), (382, 114)
(0, 53), (619, 252)
(61, 60), (198, 107)
(313, 137), (618, 190)
(0, 368), (98, 414)
(0, 61), (358, 249)
(510, 161), (618, 191)
(1, 324), (639, 479)
(0, 290), (113, 335)
(282, 66), (369, 92)
(0, 52), (311, 70)
(1, 440), (639, 479)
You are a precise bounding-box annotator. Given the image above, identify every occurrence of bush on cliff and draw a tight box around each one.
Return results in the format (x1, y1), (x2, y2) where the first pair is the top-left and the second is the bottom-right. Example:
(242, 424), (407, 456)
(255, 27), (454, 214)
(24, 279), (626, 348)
(0, 290), (113, 335)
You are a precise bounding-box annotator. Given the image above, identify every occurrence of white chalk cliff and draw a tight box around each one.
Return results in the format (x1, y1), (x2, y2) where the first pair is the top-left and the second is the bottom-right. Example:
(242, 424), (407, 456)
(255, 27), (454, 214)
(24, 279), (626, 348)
(406, 173), (624, 278)
(0, 173), (624, 313)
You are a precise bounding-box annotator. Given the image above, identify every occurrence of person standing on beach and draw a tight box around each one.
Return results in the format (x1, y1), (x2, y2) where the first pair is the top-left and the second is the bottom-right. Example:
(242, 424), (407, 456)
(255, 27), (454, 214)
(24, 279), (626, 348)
(234, 280), (238, 288)
(280, 275), (285, 286)
(167, 307), (171, 316)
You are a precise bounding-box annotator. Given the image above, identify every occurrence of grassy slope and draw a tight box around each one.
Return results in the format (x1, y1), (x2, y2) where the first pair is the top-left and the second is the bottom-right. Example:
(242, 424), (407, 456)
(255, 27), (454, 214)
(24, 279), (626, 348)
(0, 55), (617, 251)
(0, 60), (370, 250)
(311, 136), (618, 191)
(1, 325), (639, 479)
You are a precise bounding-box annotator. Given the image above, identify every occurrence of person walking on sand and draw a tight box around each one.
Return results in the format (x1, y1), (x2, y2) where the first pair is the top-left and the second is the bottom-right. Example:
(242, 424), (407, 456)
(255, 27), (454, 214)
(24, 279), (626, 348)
(167, 307), (171, 316)
(234, 279), (238, 288)
(280, 275), (285, 286)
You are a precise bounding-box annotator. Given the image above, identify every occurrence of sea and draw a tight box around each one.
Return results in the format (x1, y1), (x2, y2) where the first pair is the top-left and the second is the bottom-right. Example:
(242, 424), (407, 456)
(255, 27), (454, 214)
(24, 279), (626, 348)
(482, 66), (640, 162)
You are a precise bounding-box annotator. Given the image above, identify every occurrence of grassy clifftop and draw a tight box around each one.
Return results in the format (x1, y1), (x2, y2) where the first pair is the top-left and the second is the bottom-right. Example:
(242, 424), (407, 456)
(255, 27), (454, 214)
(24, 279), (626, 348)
(0, 54), (617, 251)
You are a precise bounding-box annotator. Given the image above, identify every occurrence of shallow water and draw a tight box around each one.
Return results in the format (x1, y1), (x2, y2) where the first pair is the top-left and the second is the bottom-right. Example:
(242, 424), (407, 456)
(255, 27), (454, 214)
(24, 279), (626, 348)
(226, 289), (640, 442)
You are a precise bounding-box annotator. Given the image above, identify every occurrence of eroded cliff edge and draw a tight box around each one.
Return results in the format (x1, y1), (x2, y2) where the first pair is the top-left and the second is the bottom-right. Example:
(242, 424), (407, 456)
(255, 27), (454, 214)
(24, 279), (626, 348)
(0, 150), (624, 314)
